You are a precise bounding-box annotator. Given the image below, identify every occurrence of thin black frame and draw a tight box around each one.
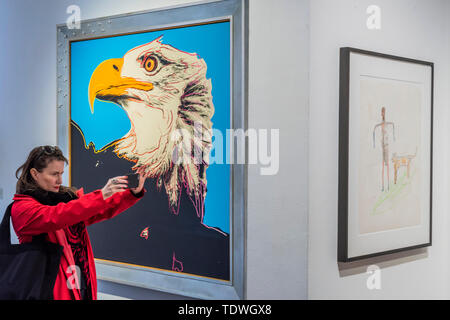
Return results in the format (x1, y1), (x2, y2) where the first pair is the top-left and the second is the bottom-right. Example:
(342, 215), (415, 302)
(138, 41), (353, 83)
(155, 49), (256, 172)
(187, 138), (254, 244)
(338, 47), (434, 263)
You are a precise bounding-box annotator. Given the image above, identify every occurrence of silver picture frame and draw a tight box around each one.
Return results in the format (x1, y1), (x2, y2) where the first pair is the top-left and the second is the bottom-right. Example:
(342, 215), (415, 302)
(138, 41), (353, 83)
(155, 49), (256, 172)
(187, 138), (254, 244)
(56, 0), (248, 300)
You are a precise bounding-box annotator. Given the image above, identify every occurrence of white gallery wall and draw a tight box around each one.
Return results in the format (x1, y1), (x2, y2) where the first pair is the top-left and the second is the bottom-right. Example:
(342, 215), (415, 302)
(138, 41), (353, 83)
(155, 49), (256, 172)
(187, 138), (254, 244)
(0, 0), (309, 299)
(309, 0), (450, 299)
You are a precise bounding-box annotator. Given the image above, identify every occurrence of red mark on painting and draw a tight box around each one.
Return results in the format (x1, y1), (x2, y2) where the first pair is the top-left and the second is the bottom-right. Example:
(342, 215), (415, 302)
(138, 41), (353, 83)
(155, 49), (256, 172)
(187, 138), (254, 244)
(172, 252), (183, 272)
(140, 227), (149, 240)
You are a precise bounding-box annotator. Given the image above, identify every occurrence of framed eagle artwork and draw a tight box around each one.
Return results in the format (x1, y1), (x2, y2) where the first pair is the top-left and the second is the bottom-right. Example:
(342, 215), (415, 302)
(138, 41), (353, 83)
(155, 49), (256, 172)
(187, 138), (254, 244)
(56, 0), (248, 299)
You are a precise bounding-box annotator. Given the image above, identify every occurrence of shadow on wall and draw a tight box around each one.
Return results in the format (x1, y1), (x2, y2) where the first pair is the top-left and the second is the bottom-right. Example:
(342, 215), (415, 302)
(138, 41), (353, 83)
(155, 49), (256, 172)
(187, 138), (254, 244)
(338, 248), (428, 277)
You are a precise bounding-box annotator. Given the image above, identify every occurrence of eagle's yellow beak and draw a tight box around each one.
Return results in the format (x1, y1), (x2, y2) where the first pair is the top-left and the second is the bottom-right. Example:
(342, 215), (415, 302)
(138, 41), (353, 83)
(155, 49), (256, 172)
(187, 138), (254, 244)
(88, 58), (154, 113)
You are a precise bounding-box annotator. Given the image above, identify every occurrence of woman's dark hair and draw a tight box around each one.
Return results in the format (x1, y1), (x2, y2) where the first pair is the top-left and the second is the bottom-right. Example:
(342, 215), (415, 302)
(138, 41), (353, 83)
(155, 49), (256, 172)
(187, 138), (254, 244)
(15, 145), (77, 195)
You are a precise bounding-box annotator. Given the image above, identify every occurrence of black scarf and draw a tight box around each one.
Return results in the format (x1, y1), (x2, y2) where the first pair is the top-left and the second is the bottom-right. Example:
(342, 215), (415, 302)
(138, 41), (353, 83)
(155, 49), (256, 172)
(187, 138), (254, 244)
(22, 188), (76, 206)
(22, 188), (92, 300)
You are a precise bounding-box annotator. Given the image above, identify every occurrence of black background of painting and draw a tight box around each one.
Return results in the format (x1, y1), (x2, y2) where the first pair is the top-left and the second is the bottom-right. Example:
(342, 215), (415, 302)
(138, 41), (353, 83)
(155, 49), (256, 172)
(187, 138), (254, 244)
(70, 122), (230, 281)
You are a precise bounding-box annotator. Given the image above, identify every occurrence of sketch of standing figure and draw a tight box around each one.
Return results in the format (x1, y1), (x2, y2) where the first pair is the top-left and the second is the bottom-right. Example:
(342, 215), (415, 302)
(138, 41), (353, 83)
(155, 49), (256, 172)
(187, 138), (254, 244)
(373, 107), (396, 192)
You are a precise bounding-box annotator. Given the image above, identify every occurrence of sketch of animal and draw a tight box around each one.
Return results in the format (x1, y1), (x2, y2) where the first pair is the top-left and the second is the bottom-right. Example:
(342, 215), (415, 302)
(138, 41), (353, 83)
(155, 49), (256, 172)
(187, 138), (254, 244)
(88, 36), (214, 214)
(391, 148), (417, 184)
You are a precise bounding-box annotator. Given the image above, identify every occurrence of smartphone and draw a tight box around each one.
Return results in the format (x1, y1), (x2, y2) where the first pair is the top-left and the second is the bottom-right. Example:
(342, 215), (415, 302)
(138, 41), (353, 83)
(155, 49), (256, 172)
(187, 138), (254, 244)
(126, 173), (139, 189)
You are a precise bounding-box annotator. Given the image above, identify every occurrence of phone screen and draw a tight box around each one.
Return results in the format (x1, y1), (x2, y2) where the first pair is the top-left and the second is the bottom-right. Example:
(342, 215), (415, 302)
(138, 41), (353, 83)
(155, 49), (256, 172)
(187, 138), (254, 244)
(126, 173), (139, 189)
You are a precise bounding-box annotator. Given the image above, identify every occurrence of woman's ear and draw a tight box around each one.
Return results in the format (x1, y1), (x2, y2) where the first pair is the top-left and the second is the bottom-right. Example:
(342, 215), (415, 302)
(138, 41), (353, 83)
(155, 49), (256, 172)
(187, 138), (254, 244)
(30, 168), (39, 181)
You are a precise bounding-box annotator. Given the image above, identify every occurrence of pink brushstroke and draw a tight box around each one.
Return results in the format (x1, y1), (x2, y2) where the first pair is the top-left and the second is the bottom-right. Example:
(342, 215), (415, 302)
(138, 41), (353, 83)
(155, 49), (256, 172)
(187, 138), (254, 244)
(172, 252), (183, 272)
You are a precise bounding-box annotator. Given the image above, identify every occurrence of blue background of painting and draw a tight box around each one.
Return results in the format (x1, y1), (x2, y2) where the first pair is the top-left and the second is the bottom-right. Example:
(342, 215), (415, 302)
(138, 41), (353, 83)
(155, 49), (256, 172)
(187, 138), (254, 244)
(71, 22), (230, 233)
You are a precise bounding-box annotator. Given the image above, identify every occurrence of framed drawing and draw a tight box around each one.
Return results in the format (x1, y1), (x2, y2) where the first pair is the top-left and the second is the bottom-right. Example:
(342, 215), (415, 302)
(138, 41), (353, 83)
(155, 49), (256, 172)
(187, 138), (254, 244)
(338, 47), (433, 262)
(56, 0), (248, 299)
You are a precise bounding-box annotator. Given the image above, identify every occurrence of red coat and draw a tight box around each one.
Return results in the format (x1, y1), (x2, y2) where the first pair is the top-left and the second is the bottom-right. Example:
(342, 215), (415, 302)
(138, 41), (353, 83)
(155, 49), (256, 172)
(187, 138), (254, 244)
(11, 188), (144, 300)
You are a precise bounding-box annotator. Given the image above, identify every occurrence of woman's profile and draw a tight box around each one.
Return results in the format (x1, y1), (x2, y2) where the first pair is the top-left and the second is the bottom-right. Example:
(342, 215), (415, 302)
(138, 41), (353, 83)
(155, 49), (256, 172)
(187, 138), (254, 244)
(10, 145), (149, 300)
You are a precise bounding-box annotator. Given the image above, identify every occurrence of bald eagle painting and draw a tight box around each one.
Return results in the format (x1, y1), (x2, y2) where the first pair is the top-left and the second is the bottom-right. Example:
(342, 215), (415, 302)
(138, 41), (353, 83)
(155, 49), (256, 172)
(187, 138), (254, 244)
(70, 22), (231, 281)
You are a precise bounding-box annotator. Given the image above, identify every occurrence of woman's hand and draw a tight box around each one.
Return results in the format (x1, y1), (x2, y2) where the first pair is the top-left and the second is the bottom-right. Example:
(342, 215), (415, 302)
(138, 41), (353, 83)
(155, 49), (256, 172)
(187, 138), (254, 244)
(101, 176), (128, 200)
(130, 167), (150, 195)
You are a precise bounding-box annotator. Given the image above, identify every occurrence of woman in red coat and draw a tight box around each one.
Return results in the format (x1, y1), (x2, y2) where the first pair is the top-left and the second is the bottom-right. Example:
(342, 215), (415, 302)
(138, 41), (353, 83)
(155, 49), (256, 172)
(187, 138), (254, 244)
(11, 145), (149, 300)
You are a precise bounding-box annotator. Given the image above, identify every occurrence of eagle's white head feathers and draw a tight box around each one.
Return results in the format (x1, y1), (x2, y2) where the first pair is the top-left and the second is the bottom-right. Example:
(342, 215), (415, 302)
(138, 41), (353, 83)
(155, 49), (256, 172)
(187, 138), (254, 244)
(88, 37), (214, 212)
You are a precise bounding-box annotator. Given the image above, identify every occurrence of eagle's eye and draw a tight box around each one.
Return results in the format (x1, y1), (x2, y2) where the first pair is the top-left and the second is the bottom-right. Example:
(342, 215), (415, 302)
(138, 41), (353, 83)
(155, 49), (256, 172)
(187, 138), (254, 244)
(143, 56), (158, 73)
